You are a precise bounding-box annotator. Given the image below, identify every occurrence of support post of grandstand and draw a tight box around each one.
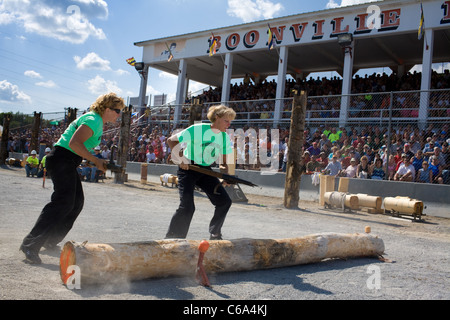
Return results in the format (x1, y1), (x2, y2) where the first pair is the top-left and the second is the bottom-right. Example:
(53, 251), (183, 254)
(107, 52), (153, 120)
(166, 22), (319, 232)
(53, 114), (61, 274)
(419, 29), (434, 129)
(0, 113), (12, 165)
(221, 53), (233, 105)
(114, 106), (132, 184)
(137, 63), (149, 124)
(274, 46), (288, 127)
(174, 59), (187, 125)
(284, 90), (307, 209)
(339, 42), (354, 127)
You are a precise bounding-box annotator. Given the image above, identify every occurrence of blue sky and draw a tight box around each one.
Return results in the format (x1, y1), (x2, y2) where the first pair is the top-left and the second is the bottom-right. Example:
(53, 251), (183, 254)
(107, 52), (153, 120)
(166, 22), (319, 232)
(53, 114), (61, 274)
(0, 0), (377, 117)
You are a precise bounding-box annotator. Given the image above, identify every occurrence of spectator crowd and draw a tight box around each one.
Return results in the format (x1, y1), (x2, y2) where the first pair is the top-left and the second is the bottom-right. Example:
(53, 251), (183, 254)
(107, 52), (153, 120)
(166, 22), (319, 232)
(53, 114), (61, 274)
(3, 71), (450, 185)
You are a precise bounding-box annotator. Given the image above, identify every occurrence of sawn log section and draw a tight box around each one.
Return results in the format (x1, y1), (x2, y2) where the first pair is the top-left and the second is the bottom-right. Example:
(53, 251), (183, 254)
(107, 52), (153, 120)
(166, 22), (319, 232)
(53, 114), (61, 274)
(60, 233), (385, 285)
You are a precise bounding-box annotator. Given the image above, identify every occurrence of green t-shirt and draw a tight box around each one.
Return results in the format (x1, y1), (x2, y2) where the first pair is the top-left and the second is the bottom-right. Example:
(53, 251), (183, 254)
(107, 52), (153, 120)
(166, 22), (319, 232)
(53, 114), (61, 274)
(177, 123), (232, 166)
(55, 112), (103, 154)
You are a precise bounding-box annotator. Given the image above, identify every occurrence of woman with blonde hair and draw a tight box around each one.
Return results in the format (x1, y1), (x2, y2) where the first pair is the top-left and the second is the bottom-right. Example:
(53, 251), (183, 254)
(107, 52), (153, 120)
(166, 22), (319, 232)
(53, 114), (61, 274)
(20, 93), (125, 264)
(165, 105), (236, 240)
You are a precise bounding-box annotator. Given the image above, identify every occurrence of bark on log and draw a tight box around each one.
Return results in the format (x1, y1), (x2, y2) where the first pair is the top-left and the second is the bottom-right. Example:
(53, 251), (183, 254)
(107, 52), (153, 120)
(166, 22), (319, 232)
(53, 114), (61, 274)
(60, 233), (384, 285)
(284, 91), (307, 209)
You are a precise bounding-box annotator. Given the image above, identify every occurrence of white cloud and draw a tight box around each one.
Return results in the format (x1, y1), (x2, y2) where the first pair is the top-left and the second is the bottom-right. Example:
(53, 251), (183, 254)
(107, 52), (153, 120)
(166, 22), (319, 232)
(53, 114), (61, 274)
(0, 80), (32, 103)
(24, 70), (43, 79)
(0, 0), (107, 44)
(36, 80), (57, 88)
(115, 69), (129, 76)
(326, 0), (380, 9)
(87, 75), (122, 95)
(227, 0), (284, 23)
(74, 52), (111, 71)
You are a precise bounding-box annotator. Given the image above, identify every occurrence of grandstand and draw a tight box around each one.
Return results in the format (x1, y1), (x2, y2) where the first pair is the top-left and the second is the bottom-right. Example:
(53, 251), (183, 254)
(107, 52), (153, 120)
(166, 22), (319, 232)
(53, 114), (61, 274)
(134, 0), (449, 129)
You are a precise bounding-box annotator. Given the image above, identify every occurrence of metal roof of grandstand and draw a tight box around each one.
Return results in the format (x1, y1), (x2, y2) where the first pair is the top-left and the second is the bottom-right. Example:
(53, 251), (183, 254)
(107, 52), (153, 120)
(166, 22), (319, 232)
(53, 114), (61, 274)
(135, 0), (450, 87)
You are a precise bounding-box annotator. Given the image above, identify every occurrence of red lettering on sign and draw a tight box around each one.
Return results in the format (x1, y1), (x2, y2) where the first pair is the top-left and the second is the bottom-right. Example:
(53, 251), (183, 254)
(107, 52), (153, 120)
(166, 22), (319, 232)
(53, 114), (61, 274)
(226, 33), (240, 51)
(442, 1), (450, 24)
(331, 17), (350, 36)
(244, 30), (260, 48)
(354, 13), (372, 34)
(269, 25), (286, 44)
(380, 9), (401, 31)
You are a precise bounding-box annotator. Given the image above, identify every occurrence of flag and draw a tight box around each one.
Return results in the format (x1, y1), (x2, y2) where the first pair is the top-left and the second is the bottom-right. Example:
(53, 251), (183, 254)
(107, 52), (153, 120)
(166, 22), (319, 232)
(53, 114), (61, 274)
(126, 57), (136, 66)
(418, 3), (425, 40)
(166, 43), (174, 62)
(268, 25), (274, 50)
(209, 36), (217, 57)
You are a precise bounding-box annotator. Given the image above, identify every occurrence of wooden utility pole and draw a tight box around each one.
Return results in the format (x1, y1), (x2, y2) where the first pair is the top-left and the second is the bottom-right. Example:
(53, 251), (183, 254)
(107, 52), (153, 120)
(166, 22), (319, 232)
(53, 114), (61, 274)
(189, 99), (203, 126)
(114, 106), (132, 184)
(283, 91), (307, 209)
(30, 112), (41, 153)
(0, 113), (12, 165)
(67, 108), (77, 124)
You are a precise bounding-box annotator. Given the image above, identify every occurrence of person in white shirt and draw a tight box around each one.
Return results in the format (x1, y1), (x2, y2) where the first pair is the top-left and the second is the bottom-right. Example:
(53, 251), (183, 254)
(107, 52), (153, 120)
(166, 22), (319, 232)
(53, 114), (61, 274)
(345, 158), (358, 178)
(394, 155), (415, 182)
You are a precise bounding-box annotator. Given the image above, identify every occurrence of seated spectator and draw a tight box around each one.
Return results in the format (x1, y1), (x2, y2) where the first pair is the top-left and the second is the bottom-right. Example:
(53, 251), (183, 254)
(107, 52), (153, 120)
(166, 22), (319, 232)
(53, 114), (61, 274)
(307, 141), (321, 156)
(344, 158), (358, 178)
(356, 156), (371, 179)
(370, 158), (386, 180)
(306, 155), (321, 173)
(89, 146), (104, 182)
(77, 160), (91, 181)
(146, 146), (156, 163)
(394, 155), (415, 182)
(402, 143), (414, 158)
(429, 156), (444, 184)
(387, 155), (396, 180)
(324, 155), (342, 176)
(394, 147), (403, 166)
(416, 161), (432, 183)
(25, 150), (39, 177)
(441, 142), (450, 184)
(317, 151), (328, 170)
(411, 150), (425, 174)
(423, 141), (435, 162)
(363, 145), (375, 164)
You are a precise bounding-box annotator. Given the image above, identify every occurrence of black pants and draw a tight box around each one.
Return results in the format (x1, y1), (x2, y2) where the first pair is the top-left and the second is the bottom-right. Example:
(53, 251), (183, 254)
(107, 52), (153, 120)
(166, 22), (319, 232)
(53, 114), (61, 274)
(21, 147), (83, 252)
(165, 167), (232, 238)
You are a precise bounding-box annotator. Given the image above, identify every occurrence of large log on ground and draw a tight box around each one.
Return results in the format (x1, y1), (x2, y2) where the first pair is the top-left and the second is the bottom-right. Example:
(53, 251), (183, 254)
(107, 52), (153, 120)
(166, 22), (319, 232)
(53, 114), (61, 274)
(324, 191), (359, 210)
(60, 233), (384, 285)
(383, 197), (424, 215)
(356, 194), (382, 210)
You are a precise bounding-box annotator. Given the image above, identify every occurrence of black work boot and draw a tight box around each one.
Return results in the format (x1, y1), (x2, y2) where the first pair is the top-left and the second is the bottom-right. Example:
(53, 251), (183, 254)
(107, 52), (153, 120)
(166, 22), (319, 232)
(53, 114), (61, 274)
(20, 244), (42, 264)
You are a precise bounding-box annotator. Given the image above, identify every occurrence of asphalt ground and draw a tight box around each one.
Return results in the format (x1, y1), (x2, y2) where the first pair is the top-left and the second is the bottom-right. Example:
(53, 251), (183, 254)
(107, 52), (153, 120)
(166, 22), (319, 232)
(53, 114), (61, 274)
(0, 166), (449, 308)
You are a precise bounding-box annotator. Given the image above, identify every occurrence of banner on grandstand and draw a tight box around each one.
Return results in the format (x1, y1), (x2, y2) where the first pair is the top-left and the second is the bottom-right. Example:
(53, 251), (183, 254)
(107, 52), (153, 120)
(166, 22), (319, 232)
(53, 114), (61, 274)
(140, 0), (450, 62)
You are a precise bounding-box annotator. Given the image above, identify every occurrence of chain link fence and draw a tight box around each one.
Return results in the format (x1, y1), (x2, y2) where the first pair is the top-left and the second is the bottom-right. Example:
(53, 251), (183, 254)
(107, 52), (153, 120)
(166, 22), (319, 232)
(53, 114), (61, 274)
(2, 89), (449, 183)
